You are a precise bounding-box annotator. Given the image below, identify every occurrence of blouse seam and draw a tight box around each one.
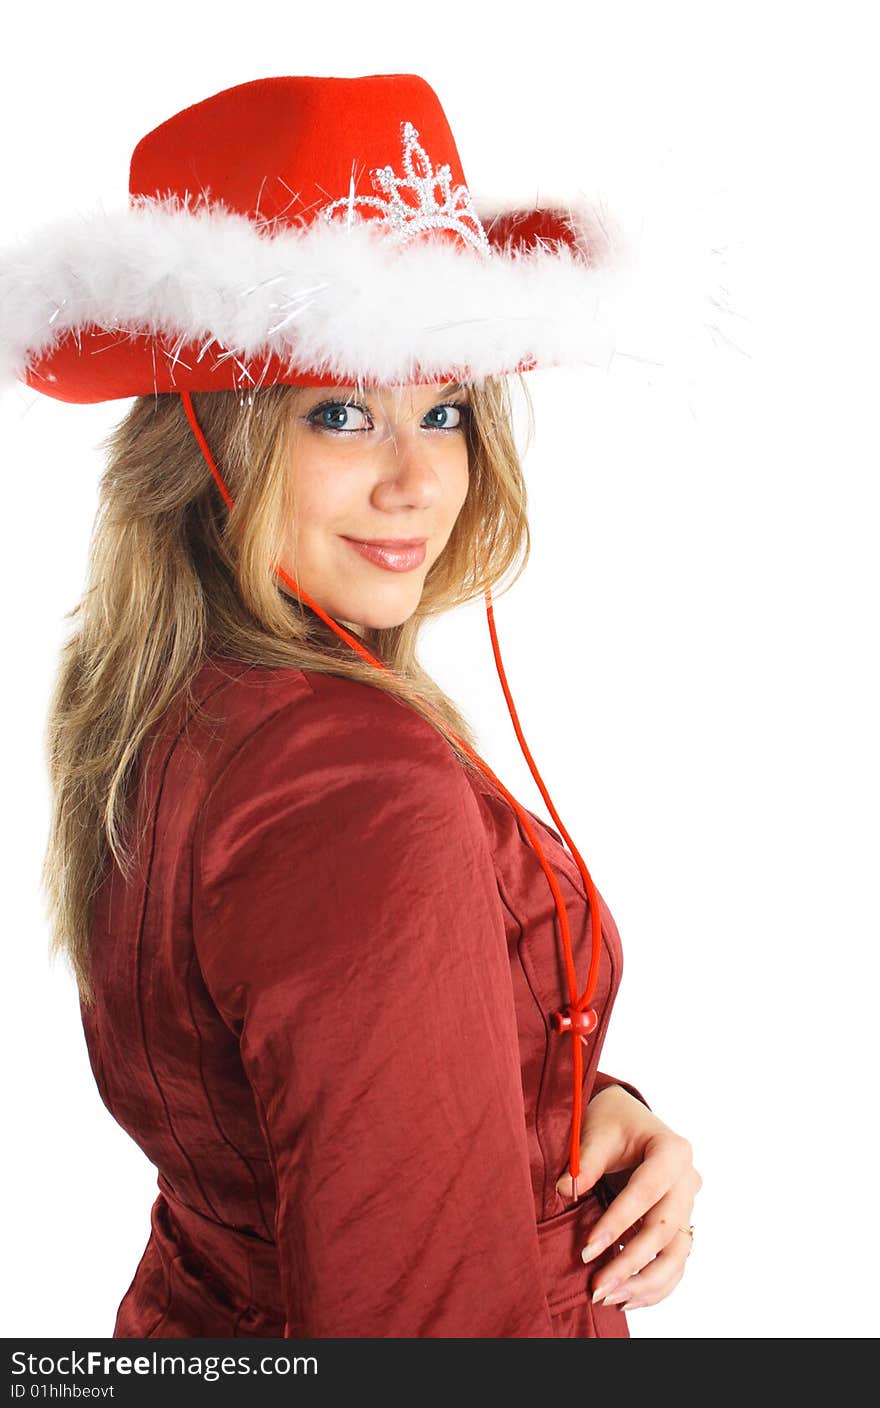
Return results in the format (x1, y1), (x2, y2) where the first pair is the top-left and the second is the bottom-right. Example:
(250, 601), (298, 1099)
(497, 801), (621, 1217)
(183, 949), (275, 1238)
(495, 879), (556, 1217)
(132, 673), (243, 1223)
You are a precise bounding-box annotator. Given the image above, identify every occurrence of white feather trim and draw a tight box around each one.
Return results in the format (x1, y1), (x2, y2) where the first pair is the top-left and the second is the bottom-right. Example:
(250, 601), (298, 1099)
(0, 194), (627, 394)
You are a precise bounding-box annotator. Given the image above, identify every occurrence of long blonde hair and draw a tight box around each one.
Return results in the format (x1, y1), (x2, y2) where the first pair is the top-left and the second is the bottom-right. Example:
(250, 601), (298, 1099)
(41, 374), (535, 1003)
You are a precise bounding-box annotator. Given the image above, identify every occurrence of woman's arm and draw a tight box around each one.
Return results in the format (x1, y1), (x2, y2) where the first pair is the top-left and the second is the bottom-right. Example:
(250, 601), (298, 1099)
(192, 678), (559, 1339)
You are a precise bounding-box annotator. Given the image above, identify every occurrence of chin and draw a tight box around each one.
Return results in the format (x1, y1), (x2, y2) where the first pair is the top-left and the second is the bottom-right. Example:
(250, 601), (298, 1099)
(343, 590), (421, 634)
(351, 608), (416, 633)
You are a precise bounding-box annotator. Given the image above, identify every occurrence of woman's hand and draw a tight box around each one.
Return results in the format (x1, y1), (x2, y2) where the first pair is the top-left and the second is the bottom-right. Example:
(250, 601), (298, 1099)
(555, 1084), (702, 1312)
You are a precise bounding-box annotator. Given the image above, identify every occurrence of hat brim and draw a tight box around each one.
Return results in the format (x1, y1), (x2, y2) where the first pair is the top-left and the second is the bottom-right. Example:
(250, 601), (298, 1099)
(1, 195), (623, 403)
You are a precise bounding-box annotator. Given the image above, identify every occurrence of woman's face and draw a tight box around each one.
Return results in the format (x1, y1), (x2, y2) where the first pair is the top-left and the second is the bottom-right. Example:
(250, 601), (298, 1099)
(281, 382), (472, 634)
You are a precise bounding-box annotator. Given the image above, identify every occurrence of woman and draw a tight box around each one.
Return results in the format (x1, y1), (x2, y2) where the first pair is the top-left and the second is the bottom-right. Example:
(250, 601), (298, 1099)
(4, 73), (700, 1337)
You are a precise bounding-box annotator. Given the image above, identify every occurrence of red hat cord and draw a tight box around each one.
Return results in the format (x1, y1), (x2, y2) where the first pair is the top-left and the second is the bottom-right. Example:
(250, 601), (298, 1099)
(182, 388), (602, 1197)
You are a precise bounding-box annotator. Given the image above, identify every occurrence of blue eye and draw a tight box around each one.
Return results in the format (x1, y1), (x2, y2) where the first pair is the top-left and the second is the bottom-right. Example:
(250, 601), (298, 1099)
(423, 403), (469, 430)
(305, 399), (470, 434)
(306, 402), (372, 433)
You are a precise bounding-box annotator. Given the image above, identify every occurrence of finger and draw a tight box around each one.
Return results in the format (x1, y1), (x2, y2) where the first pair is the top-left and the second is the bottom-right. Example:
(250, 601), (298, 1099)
(554, 1115), (632, 1199)
(599, 1234), (692, 1309)
(579, 1134), (693, 1261)
(588, 1187), (697, 1290)
(590, 1216), (694, 1303)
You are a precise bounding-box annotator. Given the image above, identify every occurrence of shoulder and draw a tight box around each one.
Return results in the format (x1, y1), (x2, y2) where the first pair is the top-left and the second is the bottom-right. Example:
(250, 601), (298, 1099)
(192, 653), (456, 754)
(195, 659), (475, 833)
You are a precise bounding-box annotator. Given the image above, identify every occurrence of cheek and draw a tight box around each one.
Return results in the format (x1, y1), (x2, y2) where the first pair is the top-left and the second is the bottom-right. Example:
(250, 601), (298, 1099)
(286, 451), (350, 539)
(452, 454), (471, 518)
(441, 441), (470, 508)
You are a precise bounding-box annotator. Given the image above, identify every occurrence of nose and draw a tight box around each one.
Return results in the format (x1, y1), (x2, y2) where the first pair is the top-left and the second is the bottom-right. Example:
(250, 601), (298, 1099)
(371, 423), (442, 509)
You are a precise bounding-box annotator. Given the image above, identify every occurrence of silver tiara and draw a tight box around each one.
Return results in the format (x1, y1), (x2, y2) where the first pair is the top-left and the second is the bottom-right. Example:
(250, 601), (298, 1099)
(321, 120), (492, 256)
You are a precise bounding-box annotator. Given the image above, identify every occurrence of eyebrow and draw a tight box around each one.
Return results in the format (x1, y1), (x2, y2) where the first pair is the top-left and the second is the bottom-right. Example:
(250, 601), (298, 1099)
(306, 382), (470, 401)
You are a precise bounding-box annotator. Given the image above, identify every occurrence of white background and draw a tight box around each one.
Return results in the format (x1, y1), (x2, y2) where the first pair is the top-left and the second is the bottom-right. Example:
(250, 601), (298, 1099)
(2, 0), (877, 1340)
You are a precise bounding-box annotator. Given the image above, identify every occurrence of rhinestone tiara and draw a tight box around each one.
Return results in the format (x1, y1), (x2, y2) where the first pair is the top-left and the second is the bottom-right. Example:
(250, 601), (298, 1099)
(320, 120), (492, 256)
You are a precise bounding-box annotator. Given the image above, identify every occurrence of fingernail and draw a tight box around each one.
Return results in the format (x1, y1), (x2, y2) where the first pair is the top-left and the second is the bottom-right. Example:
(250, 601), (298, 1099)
(592, 1279), (618, 1302)
(581, 1236), (609, 1263)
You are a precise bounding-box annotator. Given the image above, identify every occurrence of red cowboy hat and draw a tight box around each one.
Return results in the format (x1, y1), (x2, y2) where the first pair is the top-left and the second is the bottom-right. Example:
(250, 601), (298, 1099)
(0, 73), (625, 402)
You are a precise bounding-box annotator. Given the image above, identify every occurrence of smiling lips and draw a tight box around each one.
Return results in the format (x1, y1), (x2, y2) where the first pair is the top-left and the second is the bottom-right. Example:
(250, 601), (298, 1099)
(342, 537), (428, 572)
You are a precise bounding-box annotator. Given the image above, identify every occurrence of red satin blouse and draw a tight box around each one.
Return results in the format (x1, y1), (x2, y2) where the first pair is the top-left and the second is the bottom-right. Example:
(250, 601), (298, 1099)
(80, 653), (648, 1338)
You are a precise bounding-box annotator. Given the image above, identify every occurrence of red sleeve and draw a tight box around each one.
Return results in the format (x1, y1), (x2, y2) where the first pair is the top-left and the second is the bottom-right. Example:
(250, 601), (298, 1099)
(590, 1071), (651, 1108)
(192, 679), (556, 1339)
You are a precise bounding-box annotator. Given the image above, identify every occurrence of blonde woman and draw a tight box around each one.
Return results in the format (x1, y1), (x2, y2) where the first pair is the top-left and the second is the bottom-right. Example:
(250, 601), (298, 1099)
(6, 74), (700, 1338)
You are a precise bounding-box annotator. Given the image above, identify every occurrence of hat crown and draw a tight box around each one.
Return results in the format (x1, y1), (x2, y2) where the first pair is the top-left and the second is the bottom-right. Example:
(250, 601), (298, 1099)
(129, 73), (483, 251)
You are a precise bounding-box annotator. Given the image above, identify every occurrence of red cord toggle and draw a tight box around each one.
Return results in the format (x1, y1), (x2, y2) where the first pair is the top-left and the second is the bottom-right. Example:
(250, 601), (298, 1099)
(550, 1005), (598, 1039)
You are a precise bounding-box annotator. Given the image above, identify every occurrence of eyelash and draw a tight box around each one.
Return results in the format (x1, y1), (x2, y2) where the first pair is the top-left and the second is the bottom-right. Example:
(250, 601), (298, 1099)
(305, 399), (472, 434)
